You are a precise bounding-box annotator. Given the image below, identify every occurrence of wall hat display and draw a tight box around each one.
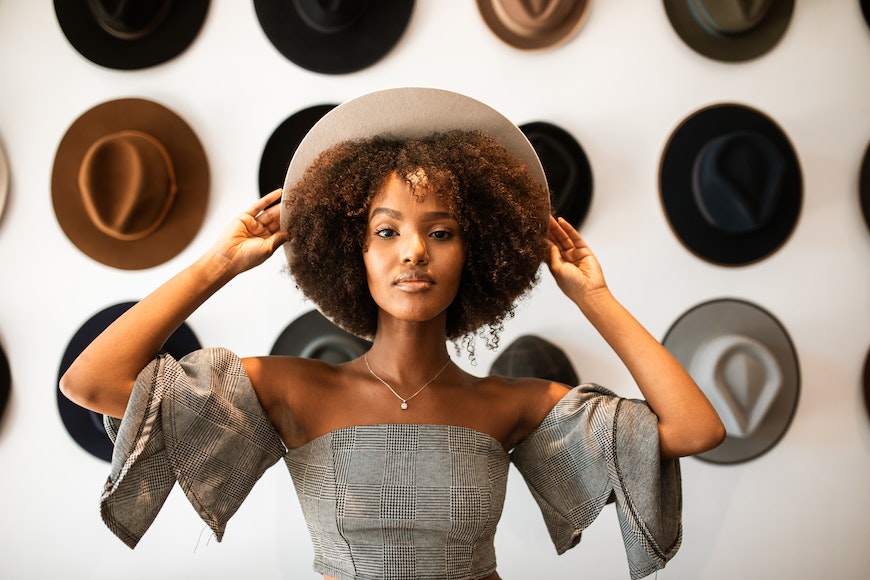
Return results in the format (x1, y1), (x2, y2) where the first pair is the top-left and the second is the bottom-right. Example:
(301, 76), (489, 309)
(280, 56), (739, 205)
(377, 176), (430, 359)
(520, 121), (592, 229)
(0, 138), (8, 222)
(860, 140), (870, 231)
(0, 341), (10, 425)
(56, 301), (201, 462)
(476, 0), (591, 51)
(863, 345), (870, 422)
(253, 0), (414, 74)
(259, 104), (336, 197)
(489, 334), (580, 386)
(663, 298), (800, 464)
(51, 98), (209, 270)
(663, 0), (794, 62)
(659, 102), (802, 266)
(270, 309), (371, 363)
(862, 0), (870, 31)
(54, 0), (210, 70)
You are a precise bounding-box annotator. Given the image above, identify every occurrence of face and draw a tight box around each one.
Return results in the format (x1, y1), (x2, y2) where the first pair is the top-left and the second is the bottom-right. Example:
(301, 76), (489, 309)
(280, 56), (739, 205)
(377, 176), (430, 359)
(363, 172), (465, 330)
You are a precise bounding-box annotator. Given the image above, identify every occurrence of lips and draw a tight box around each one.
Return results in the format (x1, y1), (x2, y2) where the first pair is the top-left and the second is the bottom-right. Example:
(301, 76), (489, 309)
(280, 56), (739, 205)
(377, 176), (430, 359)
(394, 270), (435, 290)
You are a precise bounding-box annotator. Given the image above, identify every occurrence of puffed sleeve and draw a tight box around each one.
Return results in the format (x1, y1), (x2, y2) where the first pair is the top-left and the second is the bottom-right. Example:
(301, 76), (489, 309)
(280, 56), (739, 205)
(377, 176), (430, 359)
(510, 384), (682, 580)
(100, 347), (287, 548)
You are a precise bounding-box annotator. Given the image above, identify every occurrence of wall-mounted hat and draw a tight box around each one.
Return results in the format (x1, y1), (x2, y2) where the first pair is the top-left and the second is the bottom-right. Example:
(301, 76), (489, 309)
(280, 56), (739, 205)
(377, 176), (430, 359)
(259, 104), (336, 197)
(663, 0), (794, 62)
(253, 0), (414, 74)
(863, 345), (870, 422)
(56, 301), (201, 462)
(489, 334), (580, 386)
(476, 0), (591, 51)
(271, 309), (371, 363)
(54, 0), (210, 70)
(659, 103), (801, 266)
(0, 138), (8, 223)
(281, 87), (548, 267)
(520, 121), (592, 229)
(860, 140), (870, 232)
(663, 298), (799, 464)
(862, 0), (870, 32)
(52, 98), (209, 270)
(0, 341), (10, 425)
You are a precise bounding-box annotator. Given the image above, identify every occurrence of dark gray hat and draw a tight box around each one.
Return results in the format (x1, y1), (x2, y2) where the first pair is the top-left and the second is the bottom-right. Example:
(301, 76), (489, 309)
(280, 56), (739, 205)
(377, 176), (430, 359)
(271, 310), (371, 364)
(489, 334), (579, 386)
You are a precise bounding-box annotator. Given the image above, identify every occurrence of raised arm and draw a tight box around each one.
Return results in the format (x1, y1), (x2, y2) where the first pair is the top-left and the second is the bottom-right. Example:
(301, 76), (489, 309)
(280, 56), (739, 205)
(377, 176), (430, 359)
(60, 189), (288, 419)
(546, 216), (725, 459)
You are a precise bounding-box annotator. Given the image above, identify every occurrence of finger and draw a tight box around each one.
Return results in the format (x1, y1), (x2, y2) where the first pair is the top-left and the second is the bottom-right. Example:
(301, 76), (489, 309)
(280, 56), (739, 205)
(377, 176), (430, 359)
(248, 189), (283, 216)
(548, 215), (573, 252)
(556, 216), (587, 249)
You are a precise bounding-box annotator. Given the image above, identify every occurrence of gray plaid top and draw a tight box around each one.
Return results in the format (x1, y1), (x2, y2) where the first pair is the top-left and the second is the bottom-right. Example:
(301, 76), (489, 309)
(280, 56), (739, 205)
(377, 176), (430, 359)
(102, 348), (681, 580)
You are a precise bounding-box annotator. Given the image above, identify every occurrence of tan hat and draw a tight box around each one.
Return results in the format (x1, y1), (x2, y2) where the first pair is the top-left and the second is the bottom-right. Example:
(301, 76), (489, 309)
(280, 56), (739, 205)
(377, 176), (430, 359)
(476, 0), (591, 51)
(663, 0), (795, 62)
(52, 98), (209, 270)
(663, 298), (800, 464)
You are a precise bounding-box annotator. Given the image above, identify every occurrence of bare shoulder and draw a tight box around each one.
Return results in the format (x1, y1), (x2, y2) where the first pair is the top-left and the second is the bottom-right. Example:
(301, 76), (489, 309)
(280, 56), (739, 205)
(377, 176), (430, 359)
(481, 373), (572, 449)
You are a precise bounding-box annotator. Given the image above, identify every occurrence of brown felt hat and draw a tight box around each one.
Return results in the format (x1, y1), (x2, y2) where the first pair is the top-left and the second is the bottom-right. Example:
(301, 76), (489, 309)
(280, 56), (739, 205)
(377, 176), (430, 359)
(52, 98), (209, 270)
(663, 0), (795, 62)
(476, 0), (591, 51)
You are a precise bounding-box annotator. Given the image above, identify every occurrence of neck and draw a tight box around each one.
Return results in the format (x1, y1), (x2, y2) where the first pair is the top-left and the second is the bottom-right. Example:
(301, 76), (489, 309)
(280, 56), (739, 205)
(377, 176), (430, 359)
(365, 315), (452, 385)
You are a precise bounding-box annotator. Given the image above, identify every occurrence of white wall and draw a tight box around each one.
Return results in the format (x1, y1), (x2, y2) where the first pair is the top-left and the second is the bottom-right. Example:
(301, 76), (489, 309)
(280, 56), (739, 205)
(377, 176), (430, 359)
(1, 1), (868, 578)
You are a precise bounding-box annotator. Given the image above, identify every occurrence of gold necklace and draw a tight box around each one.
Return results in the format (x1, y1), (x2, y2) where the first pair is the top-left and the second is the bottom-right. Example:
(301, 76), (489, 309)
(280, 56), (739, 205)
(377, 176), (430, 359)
(364, 354), (451, 410)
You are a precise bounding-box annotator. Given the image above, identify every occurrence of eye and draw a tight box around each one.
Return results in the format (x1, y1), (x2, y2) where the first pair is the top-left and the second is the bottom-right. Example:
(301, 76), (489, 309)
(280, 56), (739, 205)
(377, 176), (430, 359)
(374, 227), (397, 239)
(430, 229), (453, 240)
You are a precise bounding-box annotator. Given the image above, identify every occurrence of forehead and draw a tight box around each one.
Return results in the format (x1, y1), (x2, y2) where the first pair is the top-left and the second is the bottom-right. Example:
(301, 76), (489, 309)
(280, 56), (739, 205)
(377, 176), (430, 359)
(369, 172), (450, 213)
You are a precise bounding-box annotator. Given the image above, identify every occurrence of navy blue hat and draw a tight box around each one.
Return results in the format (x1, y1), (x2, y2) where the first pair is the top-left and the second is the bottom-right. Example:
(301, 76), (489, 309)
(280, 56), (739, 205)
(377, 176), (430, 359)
(56, 301), (201, 462)
(660, 103), (802, 266)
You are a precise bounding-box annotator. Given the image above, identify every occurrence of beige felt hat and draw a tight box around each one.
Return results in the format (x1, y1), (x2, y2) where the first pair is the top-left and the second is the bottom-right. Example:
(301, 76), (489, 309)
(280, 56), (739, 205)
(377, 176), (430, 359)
(476, 0), (591, 51)
(663, 298), (800, 464)
(52, 98), (209, 270)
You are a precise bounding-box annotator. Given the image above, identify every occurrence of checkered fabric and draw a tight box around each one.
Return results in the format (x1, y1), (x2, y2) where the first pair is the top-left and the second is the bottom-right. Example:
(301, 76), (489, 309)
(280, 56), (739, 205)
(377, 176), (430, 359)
(100, 350), (681, 580)
(511, 383), (683, 580)
(285, 424), (507, 580)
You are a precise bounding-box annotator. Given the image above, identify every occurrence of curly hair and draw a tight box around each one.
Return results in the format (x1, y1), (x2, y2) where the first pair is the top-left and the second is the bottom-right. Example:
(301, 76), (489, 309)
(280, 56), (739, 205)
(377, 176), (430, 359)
(283, 129), (550, 356)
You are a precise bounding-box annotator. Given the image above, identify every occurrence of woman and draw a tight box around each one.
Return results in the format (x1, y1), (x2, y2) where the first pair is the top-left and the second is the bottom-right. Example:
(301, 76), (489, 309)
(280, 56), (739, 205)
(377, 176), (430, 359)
(61, 88), (724, 580)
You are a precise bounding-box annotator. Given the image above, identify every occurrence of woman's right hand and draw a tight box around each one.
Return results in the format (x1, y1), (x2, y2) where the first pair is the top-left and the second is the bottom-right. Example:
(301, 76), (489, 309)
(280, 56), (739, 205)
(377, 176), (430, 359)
(210, 188), (290, 277)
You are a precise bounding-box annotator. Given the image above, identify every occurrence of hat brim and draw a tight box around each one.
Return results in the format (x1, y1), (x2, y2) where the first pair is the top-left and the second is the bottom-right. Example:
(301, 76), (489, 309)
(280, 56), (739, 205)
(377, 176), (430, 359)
(271, 310), (371, 363)
(259, 104), (336, 197)
(663, 298), (800, 464)
(253, 0), (414, 74)
(863, 345), (870, 423)
(56, 301), (201, 462)
(659, 103), (802, 266)
(520, 121), (592, 229)
(52, 98), (209, 270)
(663, 0), (794, 62)
(476, 0), (591, 51)
(53, 0), (210, 70)
(0, 342), (10, 424)
(0, 138), (8, 224)
(860, 140), (870, 232)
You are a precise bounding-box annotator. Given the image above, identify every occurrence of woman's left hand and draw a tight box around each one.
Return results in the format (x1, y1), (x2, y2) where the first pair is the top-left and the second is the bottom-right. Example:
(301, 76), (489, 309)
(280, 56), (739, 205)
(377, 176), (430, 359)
(546, 215), (606, 301)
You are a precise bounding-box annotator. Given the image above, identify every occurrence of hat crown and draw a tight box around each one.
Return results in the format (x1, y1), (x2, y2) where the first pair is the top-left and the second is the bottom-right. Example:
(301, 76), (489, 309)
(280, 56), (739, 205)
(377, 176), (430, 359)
(691, 130), (786, 234)
(292, 0), (367, 33)
(493, 0), (577, 35)
(300, 334), (366, 364)
(693, 333), (782, 438)
(87, 0), (173, 40)
(78, 130), (178, 241)
(688, 0), (773, 36)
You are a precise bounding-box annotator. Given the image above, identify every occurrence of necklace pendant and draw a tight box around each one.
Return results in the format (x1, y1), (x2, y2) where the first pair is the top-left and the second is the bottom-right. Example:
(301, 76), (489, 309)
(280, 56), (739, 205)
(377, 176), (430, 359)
(400, 402), (408, 410)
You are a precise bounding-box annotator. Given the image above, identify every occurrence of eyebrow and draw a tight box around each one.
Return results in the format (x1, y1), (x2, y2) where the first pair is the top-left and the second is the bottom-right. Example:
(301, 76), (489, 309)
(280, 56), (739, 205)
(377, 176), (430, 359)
(368, 207), (456, 222)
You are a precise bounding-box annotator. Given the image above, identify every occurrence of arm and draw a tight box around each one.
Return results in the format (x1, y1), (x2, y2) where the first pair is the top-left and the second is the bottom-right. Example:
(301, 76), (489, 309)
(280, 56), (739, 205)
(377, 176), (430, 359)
(546, 216), (725, 459)
(60, 189), (289, 419)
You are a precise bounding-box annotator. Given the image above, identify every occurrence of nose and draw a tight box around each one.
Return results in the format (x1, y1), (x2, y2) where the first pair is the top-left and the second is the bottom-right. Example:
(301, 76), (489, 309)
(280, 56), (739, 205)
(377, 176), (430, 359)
(402, 232), (429, 264)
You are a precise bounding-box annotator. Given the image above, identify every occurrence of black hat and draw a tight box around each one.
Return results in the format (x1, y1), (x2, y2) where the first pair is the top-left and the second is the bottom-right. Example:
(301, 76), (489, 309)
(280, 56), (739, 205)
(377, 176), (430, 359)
(0, 342), (10, 424)
(663, 0), (795, 62)
(489, 334), (579, 386)
(863, 345), (870, 423)
(259, 104), (336, 197)
(860, 139), (870, 232)
(663, 298), (800, 464)
(253, 0), (414, 74)
(862, 0), (870, 32)
(271, 310), (371, 363)
(520, 121), (592, 229)
(54, 0), (210, 70)
(56, 301), (201, 462)
(659, 102), (802, 266)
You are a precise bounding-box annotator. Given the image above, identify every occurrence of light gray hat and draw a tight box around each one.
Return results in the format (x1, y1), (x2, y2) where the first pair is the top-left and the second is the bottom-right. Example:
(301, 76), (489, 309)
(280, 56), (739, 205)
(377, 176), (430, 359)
(663, 298), (800, 464)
